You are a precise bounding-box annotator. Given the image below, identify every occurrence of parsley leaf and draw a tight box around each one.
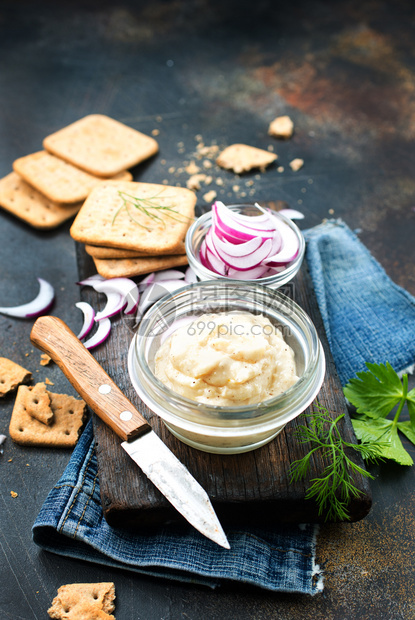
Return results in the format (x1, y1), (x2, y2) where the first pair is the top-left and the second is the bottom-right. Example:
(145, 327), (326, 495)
(344, 362), (414, 466)
(352, 416), (413, 466)
(343, 362), (404, 419)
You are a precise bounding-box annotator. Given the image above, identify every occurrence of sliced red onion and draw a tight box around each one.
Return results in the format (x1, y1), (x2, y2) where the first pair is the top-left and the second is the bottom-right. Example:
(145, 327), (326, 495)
(184, 266), (198, 284)
(0, 278), (54, 318)
(228, 264), (271, 279)
(95, 291), (126, 321)
(211, 233), (263, 258)
(82, 318), (112, 350)
(153, 270), (186, 282)
(263, 225), (300, 264)
(279, 208), (305, 220)
(213, 202), (274, 241)
(214, 238), (273, 271)
(205, 246), (228, 275)
(92, 277), (139, 315)
(75, 301), (96, 340)
(138, 272), (156, 291)
(77, 274), (106, 286)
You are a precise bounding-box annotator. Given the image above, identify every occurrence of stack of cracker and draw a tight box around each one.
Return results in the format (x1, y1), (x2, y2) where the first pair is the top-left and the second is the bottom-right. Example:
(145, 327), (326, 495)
(0, 114), (158, 229)
(70, 180), (196, 278)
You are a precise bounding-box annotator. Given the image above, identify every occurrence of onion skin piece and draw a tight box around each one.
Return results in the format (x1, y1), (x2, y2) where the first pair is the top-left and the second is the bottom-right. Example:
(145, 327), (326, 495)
(82, 318), (111, 350)
(75, 301), (96, 340)
(0, 278), (54, 318)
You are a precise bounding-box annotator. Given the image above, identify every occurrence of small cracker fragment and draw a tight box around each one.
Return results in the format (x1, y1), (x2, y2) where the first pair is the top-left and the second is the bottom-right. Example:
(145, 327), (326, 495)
(268, 115), (294, 139)
(22, 382), (54, 425)
(0, 172), (82, 229)
(186, 173), (207, 191)
(203, 190), (217, 203)
(13, 150), (133, 204)
(70, 181), (195, 254)
(43, 114), (158, 177)
(48, 582), (116, 620)
(0, 357), (32, 397)
(40, 353), (52, 366)
(10, 491), (18, 498)
(216, 144), (277, 174)
(289, 158), (304, 171)
(9, 386), (86, 447)
(93, 253), (188, 278)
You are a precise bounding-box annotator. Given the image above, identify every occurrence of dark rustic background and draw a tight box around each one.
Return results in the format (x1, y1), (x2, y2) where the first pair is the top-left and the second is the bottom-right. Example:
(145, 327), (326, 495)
(1, 1), (414, 618)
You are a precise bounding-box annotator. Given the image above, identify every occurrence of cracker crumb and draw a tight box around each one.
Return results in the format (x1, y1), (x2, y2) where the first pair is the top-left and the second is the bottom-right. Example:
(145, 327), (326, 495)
(203, 159), (213, 169)
(168, 166), (176, 174)
(232, 185), (240, 192)
(277, 166), (284, 173)
(160, 159), (166, 165)
(40, 353), (52, 366)
(215, 178), (224, 186)
(151, 129), (160, 136)
(10, 491), (18, 498)
(268, 115), (294, 139)
(329, 208), (335, 214)
(203, 190), (217, 203)
(289, 158), (304, 171)
(185, 161), (200, 175)
(45, 378), (54, 385)
(186, 174), (207, 191)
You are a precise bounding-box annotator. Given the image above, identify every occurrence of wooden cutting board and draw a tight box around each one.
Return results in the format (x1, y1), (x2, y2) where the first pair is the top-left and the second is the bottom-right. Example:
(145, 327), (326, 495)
(75, 212), (372, 530)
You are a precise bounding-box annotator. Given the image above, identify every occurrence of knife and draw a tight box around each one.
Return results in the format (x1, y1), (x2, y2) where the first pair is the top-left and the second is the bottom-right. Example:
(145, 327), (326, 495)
(30, 315), (230, 549)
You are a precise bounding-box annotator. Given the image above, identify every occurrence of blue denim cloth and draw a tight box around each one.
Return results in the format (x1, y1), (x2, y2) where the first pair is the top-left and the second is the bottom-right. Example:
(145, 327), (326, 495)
(32, 220), (415, 594)
(304, 220), (415, 384)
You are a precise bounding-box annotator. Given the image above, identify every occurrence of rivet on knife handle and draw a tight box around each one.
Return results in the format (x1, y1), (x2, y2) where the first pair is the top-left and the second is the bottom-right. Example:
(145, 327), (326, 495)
(30, 315), (150, 442)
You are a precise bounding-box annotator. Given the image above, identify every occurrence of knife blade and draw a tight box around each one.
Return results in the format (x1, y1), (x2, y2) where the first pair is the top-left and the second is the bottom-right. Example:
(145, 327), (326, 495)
(30, 315), (230, 549)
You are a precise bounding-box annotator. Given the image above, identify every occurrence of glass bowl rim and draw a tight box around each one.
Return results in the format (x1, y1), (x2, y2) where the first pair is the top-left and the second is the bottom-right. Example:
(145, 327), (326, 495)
(133, 279), (322, 417)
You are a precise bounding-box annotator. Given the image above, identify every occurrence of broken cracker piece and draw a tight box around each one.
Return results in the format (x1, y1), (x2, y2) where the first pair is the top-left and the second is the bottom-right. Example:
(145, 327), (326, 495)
(216, 144), (277, 174)
(0, 357), (32, 397)
(289, 158), (304, 171)
(268, 115), (294, 139)
(203, 190), (217, 203)
(23, 382), (54, 425)
(40, 353), (52, 366)
(186, 173), (207, 191)
(9, 386), (86, 448)
(48, 582), (116, 620)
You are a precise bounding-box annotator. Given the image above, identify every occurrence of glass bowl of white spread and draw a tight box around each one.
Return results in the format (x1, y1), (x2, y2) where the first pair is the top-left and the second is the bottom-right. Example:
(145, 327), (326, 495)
(128, 280), (325, 455)
(185, 204), (305, 289)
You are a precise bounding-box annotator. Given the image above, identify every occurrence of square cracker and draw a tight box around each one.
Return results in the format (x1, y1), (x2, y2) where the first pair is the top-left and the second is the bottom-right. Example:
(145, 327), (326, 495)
(48, 582), (115, 620)
(216, 143), (277, 174)
(13, 150), (132, 204)
(84, 242), (185, 259)
(9, 385), (86, 447)
(43, 114), (159, 177)
(0, 357), (32, 397)
(70, 181), (196, 254)
(0, 172), (81, 229)
(93, 253), (189, 278)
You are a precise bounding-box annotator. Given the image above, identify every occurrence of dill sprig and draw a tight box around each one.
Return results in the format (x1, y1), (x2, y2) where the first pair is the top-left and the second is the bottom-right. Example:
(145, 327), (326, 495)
(112, 190), (193, 231)
(289, 403), (384, 521)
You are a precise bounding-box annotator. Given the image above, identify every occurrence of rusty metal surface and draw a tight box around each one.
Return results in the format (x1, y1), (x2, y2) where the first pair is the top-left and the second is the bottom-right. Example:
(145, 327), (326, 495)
(1, 1), (415, 618)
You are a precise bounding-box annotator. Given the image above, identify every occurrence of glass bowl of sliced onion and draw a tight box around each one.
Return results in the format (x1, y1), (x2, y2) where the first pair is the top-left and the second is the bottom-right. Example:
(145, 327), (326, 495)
(185, 202), (305, 288)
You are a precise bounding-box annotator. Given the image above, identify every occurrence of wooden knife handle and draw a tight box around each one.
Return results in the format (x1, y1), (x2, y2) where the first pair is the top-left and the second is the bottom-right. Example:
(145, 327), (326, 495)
(30, 315), (151, 442)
